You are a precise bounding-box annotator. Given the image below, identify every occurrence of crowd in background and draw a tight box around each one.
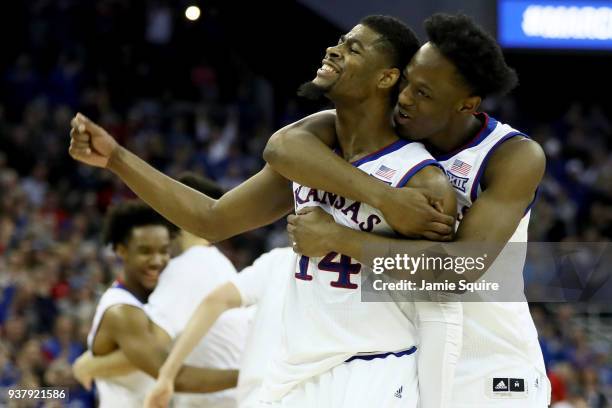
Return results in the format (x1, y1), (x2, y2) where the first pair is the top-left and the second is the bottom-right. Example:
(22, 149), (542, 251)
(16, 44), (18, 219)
(0, 1), (610, 406)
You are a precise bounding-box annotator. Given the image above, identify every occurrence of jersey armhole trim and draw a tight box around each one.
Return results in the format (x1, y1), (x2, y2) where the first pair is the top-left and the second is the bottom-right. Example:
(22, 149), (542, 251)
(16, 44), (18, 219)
(469, 132), (526, 202)
(396, 159), (442, 188)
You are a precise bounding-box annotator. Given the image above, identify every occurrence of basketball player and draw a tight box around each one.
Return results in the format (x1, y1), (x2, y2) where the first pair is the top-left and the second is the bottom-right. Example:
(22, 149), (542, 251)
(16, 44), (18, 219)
(68, 15), (462, 407)
(267, 14), (550, 408)
(81, 200), (238, 407)
(143, 172), (250, 407)
(144, 247), (296, 408)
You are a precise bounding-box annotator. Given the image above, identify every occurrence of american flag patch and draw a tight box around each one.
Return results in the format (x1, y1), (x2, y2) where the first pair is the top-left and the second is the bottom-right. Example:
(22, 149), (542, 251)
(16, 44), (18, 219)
(374, 165), (397, 180)
(450, 159), (472, 176)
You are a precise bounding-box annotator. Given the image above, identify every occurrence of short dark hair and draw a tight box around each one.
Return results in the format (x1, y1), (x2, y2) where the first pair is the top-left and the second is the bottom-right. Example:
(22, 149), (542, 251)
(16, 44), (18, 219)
(424, 13), (518, 98)
(102, 200), (177, 250)
(360, 15), (420, 69)
(177, 172), (224, 199)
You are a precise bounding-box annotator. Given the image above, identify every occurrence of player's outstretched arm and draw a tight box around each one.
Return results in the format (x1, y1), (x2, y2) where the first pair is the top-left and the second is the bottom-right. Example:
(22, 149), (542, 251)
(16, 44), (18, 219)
(101, 305), (238, 395)
(264, 110), (454, 239)
(69, 114), (293, 242)
(145, 282), (242, 408)
(72, 349), (136, 390)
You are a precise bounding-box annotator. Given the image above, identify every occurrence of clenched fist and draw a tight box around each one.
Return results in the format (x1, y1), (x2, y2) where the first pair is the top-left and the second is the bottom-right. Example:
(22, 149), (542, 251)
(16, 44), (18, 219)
(69, 113), (118, 168)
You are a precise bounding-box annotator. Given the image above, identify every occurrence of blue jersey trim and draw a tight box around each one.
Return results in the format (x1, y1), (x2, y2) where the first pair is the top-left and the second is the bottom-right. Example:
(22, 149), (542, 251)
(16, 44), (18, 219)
(350, 139), (410, 168)
(524, 187), (539, 215)
(396, 159), (441, 188)
(111, 280), (143, 303)
(111, 280), (128, 291)
(345, 346), (417, 363)
(434, 113), (497, 161)
(469, 131), (527, 203)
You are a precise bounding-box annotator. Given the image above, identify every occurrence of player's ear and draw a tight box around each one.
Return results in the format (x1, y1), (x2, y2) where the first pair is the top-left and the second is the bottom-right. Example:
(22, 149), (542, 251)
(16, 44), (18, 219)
(458, 95), (481, 114)
(378, 68), (400, 90)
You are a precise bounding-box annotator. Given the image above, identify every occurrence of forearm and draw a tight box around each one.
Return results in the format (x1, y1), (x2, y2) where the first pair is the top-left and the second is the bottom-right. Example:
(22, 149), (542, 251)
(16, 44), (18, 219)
(416, 305), (462, 408)
(175, 366), (238, 393)
(108, 146), (218, 239)
(86, 350), (137, 378)
(159, 296), (235, 382)
(108, 149), (292, 242)
(265, 131), (388, 208)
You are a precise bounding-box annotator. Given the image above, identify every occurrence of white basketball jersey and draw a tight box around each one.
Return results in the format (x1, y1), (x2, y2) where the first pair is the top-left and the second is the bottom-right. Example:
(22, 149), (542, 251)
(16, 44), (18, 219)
(87, 282), (155, 408)
(145, 245), (249, 408)
(260, 139), (438, 401)
(230, 247), (296, 407)
(435, 113), (547, 402)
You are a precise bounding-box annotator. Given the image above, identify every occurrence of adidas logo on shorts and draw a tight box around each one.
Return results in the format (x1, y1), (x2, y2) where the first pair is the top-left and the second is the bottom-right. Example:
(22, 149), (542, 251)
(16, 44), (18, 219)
(394, 386), (403, 399)
(492, 378), (525, 393)
(494, 379), (508, 391)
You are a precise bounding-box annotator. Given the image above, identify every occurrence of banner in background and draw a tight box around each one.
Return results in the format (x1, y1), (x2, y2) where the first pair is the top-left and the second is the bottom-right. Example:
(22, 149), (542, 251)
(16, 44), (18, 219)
(498, 0), (612, 49)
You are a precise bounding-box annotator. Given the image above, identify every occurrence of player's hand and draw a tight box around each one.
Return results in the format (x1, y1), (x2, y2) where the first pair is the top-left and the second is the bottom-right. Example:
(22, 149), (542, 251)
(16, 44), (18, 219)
(69, 113), (118, 168)
(144, 377), (174, 408)
(379, 187), (454, 241)
(72, 351), (94, 391)
(287, 207), (338, 257)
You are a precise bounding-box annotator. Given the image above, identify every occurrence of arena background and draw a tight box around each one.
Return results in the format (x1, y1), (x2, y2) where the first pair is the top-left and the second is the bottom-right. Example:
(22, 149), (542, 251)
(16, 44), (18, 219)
(0, 0), (610, 406)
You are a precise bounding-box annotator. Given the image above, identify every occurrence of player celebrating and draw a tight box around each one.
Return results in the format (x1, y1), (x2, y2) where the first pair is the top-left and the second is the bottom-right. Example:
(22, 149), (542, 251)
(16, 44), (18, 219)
(82, 200), (237, 407)
(267, 13), (550, 408)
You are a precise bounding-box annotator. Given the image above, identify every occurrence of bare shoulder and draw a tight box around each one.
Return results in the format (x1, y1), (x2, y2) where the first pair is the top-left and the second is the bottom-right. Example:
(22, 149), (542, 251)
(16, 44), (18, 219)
(405, 164), (456, 217)
(102, 304), (149, 334)
(407, 164), (451, 194)
(485, 136), (546, 187)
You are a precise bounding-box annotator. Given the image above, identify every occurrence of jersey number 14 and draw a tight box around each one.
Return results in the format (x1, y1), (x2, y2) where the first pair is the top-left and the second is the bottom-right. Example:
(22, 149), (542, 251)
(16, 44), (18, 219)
(295, 252), (361, 289)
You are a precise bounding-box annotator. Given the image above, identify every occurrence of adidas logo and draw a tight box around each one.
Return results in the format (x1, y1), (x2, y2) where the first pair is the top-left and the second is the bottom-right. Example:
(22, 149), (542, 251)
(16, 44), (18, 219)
(493, 378), (510, 392)
(493, 377), (525, 393)
(394, 386), (403, 399)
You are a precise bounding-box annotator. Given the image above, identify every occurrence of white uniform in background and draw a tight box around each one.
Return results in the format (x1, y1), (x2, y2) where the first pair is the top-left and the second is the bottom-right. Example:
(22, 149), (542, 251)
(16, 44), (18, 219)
(261, 139), (462, 408)
(435, 113), (550, 407)
(229, 247), (296, 408)
(87, 282), (155, 408)
(146, 245), (251, 408)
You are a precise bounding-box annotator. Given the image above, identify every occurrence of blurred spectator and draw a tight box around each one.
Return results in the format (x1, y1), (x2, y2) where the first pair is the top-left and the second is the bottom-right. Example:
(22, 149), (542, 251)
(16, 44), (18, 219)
(41, 316), (84, 364)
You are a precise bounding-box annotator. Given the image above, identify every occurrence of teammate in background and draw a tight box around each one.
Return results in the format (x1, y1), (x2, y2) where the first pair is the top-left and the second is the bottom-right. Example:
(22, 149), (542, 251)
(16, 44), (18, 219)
(144, 172), (251, 407)
(268, 14), (550, 407)
(68, 15), (462, 408)
(76, 200), (238, 407)
(144, 247), (296, 408)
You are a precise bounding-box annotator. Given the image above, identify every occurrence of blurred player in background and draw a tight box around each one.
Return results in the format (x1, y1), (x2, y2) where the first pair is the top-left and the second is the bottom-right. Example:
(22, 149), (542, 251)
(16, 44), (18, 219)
(144, 246), (295, 408)
(268, 13), (550, 408)
(77, 200), (238, 407)
(143, 172), (251, 407)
